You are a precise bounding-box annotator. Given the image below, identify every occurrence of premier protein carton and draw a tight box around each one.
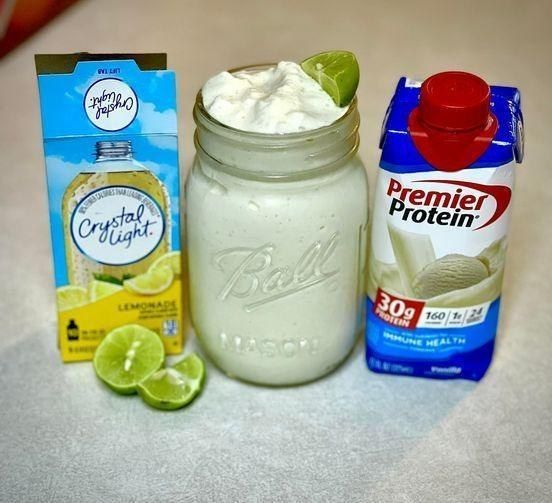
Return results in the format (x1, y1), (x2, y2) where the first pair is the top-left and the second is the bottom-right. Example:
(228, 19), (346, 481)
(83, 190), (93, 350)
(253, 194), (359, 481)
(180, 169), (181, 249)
(35, 53), (184, 362)
(366, 72), (524, 380)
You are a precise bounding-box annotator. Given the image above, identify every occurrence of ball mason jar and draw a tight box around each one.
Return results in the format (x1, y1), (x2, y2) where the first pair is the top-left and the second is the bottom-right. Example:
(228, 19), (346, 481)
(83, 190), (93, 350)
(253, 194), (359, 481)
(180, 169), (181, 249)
(186, 65), (369, 385)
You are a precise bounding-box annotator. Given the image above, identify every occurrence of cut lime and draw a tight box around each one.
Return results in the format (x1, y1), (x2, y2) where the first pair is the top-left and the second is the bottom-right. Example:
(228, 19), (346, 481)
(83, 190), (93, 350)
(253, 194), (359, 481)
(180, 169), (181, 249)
(88, 280), (123, 302)
(149, 251), (181, 276)
(123, 265), (174, 295)
(137, 353), (205, 410)
(301, 51), (360, 107)
(56, 285), (88, 311)
(93, 324), (164, 394)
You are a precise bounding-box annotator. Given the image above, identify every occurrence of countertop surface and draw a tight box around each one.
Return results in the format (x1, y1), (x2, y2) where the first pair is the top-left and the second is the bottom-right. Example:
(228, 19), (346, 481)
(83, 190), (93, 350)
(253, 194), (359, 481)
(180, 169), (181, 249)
(0, 1), (551, 501)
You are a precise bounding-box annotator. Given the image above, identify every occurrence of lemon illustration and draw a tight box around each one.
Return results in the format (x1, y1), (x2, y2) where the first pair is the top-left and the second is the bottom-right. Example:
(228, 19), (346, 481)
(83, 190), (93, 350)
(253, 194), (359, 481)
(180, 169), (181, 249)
(149, 251), (181, 276)
(124, 265), (174, 295)
(56, 285), (88, 311)
(88, 280), (123, 302)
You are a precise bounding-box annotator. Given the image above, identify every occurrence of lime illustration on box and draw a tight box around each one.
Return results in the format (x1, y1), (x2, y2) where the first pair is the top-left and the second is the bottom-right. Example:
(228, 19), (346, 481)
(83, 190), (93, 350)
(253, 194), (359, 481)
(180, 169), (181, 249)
(35, 53), (184, 362)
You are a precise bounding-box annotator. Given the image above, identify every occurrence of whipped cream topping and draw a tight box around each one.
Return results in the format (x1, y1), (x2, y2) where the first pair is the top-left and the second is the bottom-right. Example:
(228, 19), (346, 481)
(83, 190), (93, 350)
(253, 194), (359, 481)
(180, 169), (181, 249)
(201, 61), (347, 134)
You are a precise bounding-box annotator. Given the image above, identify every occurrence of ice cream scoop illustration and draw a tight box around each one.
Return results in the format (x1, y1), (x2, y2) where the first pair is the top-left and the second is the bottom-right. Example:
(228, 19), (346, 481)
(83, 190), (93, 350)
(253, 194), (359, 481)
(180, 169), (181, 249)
(412, 254), (490, 299)
(382, 220), (507, 306)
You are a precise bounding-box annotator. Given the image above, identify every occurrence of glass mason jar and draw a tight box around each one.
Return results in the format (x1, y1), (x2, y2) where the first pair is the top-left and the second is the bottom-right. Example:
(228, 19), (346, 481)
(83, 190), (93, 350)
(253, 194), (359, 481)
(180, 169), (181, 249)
(186, 65), (369, 386)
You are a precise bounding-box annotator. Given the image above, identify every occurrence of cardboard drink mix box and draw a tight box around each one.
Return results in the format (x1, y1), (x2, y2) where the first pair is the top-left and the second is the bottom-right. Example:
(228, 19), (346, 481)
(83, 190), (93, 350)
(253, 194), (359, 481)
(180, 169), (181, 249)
(35, 53), (184, 362)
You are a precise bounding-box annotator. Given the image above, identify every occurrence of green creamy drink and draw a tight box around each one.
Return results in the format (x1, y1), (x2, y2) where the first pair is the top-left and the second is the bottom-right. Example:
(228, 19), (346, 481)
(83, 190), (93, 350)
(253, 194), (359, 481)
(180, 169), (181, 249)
(187, 60), (368, 386)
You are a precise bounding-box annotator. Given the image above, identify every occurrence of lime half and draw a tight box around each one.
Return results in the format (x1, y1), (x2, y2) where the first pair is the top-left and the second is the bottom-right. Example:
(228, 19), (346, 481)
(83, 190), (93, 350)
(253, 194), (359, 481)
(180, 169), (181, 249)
(149, 251), (181, 276)
(93, 324), (165, 394)
(56, 285), (88, 311)
(88, 280), (123, 302)
(301, 51), (360, 107)
(137, 353), (205, 410)
(124, 266), (174, 295)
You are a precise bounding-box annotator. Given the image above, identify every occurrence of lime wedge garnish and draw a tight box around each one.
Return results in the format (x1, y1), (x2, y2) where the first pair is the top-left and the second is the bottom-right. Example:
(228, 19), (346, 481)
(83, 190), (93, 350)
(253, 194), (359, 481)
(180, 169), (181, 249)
(137, 353), (205, 410)
(88, 280), (123, 301)
(301, 51), (360, 107)
(149, 251), (181, 276)
(93, 324), (164, 394)
(56, 285), (88, 311)
(123, 265), (173, 295)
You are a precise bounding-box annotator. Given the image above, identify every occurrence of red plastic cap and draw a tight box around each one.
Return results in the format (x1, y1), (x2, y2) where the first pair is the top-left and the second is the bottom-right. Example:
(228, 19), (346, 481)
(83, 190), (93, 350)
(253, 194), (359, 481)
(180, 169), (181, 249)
(408, 71), (498, 172)
(419, 71), (491, 131)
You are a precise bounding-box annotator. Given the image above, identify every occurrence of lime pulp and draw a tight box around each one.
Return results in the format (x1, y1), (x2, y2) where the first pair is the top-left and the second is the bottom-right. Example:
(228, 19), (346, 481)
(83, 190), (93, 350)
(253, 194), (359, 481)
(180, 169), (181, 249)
(301, 50), (360, 107)
(93, 324), (165, 394)
(137, 353), (205, 410)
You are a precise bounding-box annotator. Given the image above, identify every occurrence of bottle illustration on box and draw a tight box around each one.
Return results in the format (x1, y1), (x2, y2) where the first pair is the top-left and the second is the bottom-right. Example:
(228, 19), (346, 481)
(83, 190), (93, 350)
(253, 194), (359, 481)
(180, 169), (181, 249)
(66, 319), (79, 341)
(62, 140), (171, 286)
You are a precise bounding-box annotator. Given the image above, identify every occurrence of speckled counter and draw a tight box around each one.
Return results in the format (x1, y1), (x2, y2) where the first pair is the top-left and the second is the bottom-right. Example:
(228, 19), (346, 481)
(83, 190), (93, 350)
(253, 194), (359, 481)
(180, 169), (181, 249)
(0, 1), (551, 501)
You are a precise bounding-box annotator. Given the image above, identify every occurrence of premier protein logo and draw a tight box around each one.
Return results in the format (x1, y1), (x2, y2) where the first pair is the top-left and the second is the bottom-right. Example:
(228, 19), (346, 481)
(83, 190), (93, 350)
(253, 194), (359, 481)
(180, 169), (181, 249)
(387, 178), (511, 230)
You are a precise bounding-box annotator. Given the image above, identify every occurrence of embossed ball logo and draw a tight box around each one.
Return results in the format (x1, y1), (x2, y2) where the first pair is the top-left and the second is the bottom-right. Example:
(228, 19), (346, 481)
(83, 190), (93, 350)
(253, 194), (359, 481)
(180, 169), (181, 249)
(83, 78), (138, 131)
(70, 186), (165, 266)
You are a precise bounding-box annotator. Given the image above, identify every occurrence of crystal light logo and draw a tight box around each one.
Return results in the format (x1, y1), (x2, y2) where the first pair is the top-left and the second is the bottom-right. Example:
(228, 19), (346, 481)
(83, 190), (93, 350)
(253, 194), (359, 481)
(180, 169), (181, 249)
(387, 178), (511, 230)
(83, 78), (138, 131)
(71, 186), (164, 265)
